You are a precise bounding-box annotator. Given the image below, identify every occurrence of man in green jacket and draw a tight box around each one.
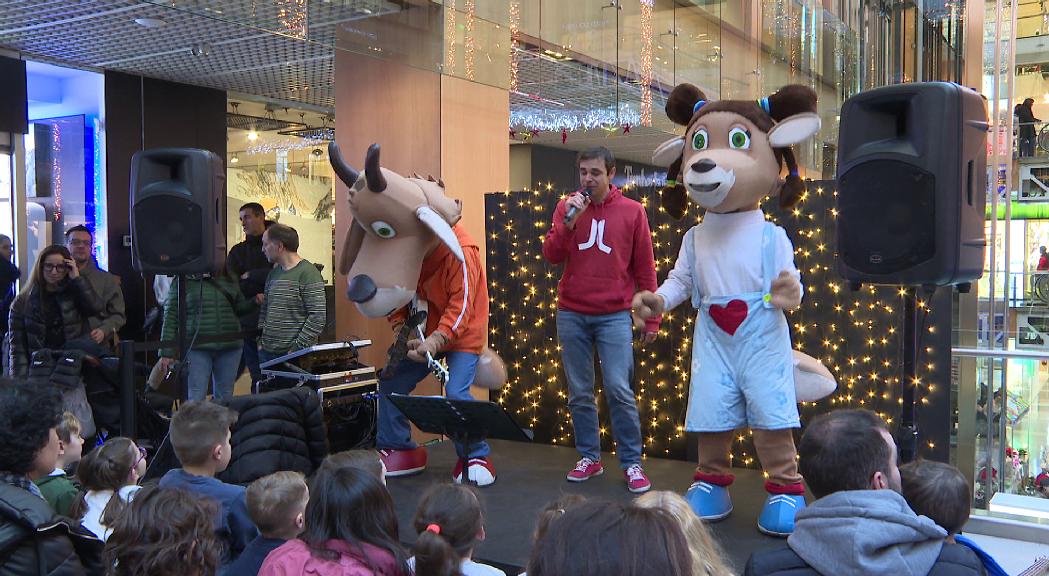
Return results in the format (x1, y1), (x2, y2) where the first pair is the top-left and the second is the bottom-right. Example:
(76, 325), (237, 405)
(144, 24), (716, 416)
(258, 224), (326, 364)
(66, 225), (125, 348)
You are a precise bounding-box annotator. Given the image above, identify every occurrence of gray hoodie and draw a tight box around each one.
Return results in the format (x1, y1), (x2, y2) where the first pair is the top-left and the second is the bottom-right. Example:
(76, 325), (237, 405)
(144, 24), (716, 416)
(787, 489), (948, 576)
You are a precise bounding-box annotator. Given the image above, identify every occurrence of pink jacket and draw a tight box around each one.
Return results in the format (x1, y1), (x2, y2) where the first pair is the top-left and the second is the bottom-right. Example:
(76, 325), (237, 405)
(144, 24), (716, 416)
(259, 538), (406, 576)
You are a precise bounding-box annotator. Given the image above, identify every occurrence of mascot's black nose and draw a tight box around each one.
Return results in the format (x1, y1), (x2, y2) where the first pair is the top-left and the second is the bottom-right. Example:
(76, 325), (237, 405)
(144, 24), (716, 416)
(347, 275), (377, 303)
(691, 158), (716, 173)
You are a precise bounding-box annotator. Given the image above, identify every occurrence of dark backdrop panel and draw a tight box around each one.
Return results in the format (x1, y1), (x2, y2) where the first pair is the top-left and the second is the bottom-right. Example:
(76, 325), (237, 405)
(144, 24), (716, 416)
(0, 56), (28, 135)
(487, 181), (953, 466)
(104, 71), (226, 341)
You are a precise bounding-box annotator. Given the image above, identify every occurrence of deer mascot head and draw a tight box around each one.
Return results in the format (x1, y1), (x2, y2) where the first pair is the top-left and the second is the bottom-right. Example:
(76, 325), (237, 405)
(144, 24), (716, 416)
(329, 142), (464, 318)
(653, 84), (821, 218)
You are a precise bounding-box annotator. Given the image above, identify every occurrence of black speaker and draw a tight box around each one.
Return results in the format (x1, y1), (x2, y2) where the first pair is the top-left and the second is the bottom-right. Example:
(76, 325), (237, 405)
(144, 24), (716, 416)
(836, 82), (988, 288)
(0, 56), (27, 135)
(130, 148), (226, 274)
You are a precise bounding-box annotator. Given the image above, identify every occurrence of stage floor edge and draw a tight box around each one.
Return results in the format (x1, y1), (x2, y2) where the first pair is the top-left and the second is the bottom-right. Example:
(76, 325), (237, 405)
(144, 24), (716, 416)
(386, 438), (795, 574)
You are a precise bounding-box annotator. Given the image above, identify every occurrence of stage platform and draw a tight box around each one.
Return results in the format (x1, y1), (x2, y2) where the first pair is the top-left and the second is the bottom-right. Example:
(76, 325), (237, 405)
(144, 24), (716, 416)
(387, 438), (796, 574)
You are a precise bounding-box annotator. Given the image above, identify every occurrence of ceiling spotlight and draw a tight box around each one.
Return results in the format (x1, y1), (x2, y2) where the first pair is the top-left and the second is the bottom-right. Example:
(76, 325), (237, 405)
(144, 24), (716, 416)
(311, 148), (324, 157)
(133, 17), (167, 28)
(247, 130), (259, 141)
(230, 154), (239, 164)
(190, 42), (211, 57)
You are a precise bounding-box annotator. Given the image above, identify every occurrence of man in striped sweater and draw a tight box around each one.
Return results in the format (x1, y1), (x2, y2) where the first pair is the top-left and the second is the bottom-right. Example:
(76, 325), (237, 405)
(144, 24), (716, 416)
(257, 224), (327, 364)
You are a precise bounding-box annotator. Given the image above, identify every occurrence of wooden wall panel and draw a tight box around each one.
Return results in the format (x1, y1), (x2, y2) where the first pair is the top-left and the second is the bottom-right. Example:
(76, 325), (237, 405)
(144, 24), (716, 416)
(333, 50), (441, 372)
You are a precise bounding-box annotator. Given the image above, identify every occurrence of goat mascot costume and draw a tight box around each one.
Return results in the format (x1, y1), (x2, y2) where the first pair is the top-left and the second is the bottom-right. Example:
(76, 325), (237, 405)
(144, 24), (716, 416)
(329, 142), (503, 487)
(633, 84), (836, 536)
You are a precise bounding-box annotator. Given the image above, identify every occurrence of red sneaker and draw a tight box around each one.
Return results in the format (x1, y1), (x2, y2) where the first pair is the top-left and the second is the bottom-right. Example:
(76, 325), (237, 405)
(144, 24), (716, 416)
(625, 464), (651, 493)
(378, 447), (427, 477)
(453, 457), (497, 487)
(567, 458), (604, 482)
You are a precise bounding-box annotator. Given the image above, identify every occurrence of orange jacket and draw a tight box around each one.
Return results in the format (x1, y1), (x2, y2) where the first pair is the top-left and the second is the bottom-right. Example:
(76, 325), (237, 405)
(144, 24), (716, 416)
(390, 224), (488, 354)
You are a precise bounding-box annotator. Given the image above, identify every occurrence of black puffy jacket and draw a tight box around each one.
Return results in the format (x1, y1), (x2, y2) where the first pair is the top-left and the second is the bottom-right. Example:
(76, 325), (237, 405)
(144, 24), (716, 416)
(217, 386), (328, 485)
(0, 484), (104, 576)
(744, 542), (987, 576)
(5, 279), (103, 377)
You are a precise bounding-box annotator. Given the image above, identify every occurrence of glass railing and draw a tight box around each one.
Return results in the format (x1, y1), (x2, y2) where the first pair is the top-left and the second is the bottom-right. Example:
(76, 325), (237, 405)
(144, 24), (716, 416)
(952, 348), (1049, 523)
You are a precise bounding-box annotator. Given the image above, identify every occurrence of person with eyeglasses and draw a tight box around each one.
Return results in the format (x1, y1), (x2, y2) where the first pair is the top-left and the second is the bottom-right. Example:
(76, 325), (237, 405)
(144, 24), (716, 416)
(65, 225), (125, 349)
(70, 437), (147, 542)
(5, 244), (103, 377)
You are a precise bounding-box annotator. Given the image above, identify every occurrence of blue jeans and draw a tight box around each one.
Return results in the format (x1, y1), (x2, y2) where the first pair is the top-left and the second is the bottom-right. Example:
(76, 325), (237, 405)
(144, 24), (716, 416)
(556, 309), (643, 468)
(257, 348), (282, 366)
(239, 336), (263, 383)
(376, 351), (490, 459)
(186, 347), (242, 401)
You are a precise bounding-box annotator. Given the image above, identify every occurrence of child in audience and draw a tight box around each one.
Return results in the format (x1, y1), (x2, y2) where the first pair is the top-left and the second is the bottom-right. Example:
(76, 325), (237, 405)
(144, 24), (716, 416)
(104, 484), (223, 576)
(411, 483), (505, 576)
(901, 459), (1008, 576)
(227, 471), (309, 576)
(320, 449), (386, 484)
(72, 436), (147, 540)
(526, 500), (693, 576)
(532, 494), (585, 545)
(33, 411), (84, 516)
(260, 466), (408, 575)
(517, 495), (588, 576)
(158, 400), (259, 565)
(636, 491), (735, 576)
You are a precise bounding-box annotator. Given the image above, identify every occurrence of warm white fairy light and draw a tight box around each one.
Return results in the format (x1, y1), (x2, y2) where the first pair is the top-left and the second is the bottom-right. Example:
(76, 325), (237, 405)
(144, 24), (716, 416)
(510, 106), (641, 132)
(445, 0), (456, 75)
(640, 0), (654, 126)
(464, 0), (476, 80)
(509, 0), (520, 93)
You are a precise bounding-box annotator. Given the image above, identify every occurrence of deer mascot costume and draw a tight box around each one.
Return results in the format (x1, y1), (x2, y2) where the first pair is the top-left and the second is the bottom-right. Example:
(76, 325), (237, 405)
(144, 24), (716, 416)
(330, 142), (500, 486)
(633, 84), (834, 535)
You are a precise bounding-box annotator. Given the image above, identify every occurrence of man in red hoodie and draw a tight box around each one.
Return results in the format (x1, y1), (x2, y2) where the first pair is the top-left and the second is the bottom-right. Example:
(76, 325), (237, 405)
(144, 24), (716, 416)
(542, 147), (660, 493)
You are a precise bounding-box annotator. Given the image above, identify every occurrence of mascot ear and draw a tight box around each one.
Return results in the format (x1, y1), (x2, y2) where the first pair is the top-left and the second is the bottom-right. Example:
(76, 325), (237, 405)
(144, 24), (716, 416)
(767, 113), (821, 147)
(417, 206), (465, 262)
(652, 137), (685, 167)
(339, 220), (367, 275)
(418, 180), (463, 226)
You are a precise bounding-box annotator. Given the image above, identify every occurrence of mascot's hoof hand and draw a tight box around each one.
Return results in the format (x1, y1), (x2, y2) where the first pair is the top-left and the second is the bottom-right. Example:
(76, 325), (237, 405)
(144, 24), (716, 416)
(769, 271), (802, 310)
(631, 291), (665, 330)
(757, 493), (806, 537)
(685, 481), (733, 522)
(406, 332), (449, 363)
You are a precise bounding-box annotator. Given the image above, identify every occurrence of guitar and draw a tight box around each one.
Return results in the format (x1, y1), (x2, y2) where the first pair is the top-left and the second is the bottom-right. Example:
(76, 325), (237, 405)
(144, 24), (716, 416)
(380, 307), (450, 386)
(1019, 556), (1049, 576)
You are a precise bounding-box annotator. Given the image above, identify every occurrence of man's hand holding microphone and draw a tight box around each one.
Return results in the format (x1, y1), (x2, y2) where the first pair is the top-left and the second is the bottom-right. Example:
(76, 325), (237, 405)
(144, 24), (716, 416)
(562, 186), (593, 229)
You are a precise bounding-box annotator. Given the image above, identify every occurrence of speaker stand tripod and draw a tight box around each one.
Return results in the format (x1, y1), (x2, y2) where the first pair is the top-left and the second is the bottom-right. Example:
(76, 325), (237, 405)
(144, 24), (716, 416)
(898, 285), (935, 464)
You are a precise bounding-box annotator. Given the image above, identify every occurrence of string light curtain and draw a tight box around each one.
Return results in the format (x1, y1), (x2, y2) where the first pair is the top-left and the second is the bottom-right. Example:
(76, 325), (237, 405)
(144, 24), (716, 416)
(486, 182), (953, 464)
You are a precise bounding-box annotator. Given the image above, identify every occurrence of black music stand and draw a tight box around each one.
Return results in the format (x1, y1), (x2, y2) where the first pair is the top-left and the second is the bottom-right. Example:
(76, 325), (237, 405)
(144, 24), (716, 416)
(387, 394), (533, 485)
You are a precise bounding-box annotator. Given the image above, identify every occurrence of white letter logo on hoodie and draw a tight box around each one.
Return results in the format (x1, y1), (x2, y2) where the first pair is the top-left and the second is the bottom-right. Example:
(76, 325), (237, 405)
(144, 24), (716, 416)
(577, 219), (612, 254)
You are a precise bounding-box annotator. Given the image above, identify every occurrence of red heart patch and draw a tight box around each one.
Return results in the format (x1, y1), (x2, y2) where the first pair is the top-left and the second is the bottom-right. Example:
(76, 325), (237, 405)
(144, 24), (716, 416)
(709, 299), (748, 335)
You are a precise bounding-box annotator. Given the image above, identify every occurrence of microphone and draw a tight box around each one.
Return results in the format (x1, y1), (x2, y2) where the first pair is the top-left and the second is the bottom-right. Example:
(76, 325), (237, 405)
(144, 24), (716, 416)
(563, 187), (592, 225)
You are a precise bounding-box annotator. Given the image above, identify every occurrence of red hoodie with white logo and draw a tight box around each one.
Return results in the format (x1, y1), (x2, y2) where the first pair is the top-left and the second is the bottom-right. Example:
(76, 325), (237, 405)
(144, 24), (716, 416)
(542, 185), (661, 332)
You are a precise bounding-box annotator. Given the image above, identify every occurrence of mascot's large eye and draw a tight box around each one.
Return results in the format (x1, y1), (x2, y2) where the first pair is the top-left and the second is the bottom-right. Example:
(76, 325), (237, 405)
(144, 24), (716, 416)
(370, 221), (397, 238)
(691, 129), (709, 151)
(728, 127), (751, 150)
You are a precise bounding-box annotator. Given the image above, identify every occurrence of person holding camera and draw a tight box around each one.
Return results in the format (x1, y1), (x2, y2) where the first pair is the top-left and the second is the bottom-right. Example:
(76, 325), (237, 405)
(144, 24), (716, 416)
(4, 244), (103, 377)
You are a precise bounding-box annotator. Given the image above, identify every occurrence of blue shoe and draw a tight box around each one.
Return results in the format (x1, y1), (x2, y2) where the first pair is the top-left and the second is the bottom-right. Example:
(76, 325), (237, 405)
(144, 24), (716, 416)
(757, 494), (806, 536)
(685, 481), (733, 522)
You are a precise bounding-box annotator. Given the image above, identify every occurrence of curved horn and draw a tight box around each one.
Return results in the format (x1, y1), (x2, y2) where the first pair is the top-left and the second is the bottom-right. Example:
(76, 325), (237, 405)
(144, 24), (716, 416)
(365, 143), (387, 192)
(328, 141), (360, 187)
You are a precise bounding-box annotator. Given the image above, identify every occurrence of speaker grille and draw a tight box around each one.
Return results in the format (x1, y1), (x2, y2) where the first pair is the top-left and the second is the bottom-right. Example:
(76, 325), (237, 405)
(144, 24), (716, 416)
(133, 195), (203, 269)
(838, 160), (936, 276)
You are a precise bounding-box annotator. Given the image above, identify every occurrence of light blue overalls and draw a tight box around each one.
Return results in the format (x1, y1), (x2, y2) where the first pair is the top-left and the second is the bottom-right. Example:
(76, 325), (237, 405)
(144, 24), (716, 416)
(682, 221), (800, 432)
